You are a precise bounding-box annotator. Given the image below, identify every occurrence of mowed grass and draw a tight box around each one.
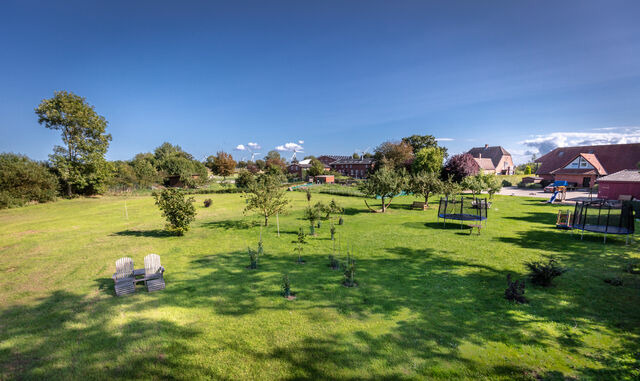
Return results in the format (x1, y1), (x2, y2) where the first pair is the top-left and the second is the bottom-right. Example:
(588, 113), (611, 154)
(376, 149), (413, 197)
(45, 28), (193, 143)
(1, 191), (639, 380)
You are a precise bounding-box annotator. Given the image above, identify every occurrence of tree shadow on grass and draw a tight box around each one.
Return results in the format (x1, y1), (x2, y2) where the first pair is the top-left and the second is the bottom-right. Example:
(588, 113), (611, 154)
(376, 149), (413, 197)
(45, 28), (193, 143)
(112, 229), (175, 238)
(0, 291), (205, 380)
(200, 219), (259, 230)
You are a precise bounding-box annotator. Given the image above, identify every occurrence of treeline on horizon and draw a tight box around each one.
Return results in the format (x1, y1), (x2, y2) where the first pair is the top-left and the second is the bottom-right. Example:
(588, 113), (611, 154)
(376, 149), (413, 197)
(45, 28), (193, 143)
(1, 90), (536, 209)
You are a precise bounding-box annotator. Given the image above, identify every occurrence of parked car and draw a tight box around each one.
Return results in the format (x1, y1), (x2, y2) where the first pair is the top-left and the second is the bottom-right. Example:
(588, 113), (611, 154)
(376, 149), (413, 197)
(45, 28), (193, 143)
(544, 180), (576, 193)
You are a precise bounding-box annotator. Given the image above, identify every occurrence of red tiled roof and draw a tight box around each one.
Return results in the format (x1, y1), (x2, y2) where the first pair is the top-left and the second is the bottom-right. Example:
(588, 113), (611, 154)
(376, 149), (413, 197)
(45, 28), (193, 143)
(467, 146), (511, 167)
(473, 157), (495, 171)
(550, 153), (607, 176)
(536, 143), (640, 175)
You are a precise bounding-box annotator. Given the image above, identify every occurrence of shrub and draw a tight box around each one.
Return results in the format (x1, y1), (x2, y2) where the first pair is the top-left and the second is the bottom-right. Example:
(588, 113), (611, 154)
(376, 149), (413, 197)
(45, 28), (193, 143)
(524, 165), (532, 175)
(153, 188), (196, 235)
(0, 153), (58, 209)
(328, 255), (340, 270)
(235, 170), (255, 189)
(622, 261), (640, 274)
(604, 277), (623, 286)
(502, 179), (513, 187)
(247, 247), (258, 269)
(203, 198), (212, 207)
(281, 274), (292, 297)
(343, 252), (357, 287)
(525, 257), (567, 287)
(504, 274), (527, 303)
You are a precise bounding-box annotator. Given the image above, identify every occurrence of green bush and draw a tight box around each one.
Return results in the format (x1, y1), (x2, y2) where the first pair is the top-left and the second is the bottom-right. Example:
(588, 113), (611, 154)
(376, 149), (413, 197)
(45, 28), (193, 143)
(502, 179), (513, 187)
(0, 153), (58, 209)
(235, 170), (255, 189)
(504, 274), (527, 303)
(152, 188), (196, 235)
(525, 257), (567, 287)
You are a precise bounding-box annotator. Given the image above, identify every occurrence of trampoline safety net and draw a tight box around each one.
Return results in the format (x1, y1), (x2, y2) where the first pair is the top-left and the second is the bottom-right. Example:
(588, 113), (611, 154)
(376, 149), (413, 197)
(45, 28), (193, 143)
(437, 196), (488, 224)
(572, 200), (635, 235)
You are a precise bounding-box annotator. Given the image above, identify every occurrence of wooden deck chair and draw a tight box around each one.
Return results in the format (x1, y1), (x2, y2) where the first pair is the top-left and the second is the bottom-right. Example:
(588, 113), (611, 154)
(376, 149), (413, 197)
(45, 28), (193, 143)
(112, 257), (136, 296)
(144, 254), (166, 292)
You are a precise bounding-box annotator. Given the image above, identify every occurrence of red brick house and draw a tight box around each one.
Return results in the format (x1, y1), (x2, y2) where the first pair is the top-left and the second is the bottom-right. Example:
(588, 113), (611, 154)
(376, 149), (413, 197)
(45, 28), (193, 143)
(535, 143), (640, 188)
(597, 170), (640, 200)
(467, 145), (514, 175)
(330, 158), (374, 178)
(287, 159), (330, 178)
(317, 155), (350, 166)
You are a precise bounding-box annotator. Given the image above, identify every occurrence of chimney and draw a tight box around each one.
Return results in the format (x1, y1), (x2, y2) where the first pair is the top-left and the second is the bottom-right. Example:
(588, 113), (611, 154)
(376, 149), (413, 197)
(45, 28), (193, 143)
(484, 144), (489, 149)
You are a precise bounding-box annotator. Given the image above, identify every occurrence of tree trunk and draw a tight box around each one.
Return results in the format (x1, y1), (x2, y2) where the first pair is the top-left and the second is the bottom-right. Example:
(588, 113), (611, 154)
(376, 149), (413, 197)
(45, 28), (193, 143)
(67, 182), (72, 197)
(424, 192), (430, 206)
(381, 196), (386, 213)
(264, 215), (269, 226)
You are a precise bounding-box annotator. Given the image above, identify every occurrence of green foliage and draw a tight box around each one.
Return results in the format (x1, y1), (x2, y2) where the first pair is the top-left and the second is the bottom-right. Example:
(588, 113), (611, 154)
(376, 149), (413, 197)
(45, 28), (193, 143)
(524, 165), (532, 175)
(328, 254), (339, 270)
(0, 153), (58, 209)
(358, 166), (408, 212)
(373, 141), (413, 171)
(303, 203), (323, 234)
(502, 179), (513, 187)
(462, 175), (485, 197)
(131, 156), (160, 188)
(442, 153), (478, 183)
(412, 147), (444, 174)
(307, 159), (326, 177)
(244, 174), (290, 226)
(205, 151), (236, 178)
(152, 188), (197, 235)
(292, 227), (307, 263)
(504, 274), (527, 303)
(247, 247), (258, 269)
(401, 134), (448, 157)
(407, 171), (442, 206)
(281, 274), (291, 297)
(330, 224), (336, 240)
(35, 90), (112, 196)
(157, 155), (207, 188)
(440, 176), (462, 198)
(482, 173), (502, 198)
(235, 170), (256, 189)
(343, 251), (356, 287)
(525, 257), (567, 287)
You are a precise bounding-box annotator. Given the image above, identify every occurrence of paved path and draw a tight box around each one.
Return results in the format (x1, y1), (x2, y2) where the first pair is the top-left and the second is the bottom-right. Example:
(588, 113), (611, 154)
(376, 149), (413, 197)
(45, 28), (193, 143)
(497, 186), (595, 203)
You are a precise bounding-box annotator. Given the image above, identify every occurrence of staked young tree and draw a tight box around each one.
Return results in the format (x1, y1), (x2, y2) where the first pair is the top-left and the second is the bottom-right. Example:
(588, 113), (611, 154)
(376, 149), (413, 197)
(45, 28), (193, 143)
(244, 174), (290, 226)
(35, 91), (112, 196)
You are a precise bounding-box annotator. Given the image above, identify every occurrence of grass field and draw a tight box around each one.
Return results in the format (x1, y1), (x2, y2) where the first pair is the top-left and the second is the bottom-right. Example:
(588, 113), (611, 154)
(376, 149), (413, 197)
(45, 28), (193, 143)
(1, 191), (639, 379)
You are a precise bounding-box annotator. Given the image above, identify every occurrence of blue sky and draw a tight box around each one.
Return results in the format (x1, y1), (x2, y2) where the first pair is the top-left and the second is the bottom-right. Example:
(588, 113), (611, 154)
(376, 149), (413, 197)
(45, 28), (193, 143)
(2, 1), (640, 164)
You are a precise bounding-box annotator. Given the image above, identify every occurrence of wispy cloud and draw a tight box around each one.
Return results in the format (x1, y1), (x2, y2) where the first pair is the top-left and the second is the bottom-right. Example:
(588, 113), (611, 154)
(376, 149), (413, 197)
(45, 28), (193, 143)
(521, 127), (640, 155)
(436, 137), (454, 142)
(247, 142), (261, 150)
(276, 142), (304, 152)
(235, 144), (246, 151)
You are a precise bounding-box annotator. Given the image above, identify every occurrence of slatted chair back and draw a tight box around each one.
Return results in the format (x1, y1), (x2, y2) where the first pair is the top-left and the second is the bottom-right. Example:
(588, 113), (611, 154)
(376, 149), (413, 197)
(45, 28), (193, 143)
(114, 257), (134, 280)
(144, 254), (162, 276)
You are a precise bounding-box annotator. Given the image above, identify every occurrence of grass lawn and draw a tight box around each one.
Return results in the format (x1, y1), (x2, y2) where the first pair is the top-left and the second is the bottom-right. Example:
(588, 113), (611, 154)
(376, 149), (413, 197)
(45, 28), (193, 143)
(1, 191), (639, 379)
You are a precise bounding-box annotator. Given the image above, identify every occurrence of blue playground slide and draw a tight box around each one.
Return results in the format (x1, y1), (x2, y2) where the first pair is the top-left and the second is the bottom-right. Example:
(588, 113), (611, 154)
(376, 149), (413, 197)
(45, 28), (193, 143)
(547, 191), (559, 203)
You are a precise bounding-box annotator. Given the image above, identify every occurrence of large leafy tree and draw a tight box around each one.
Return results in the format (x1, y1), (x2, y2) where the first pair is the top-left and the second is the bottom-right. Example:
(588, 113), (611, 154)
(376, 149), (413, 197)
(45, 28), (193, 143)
(307, 159), (326, 177)
(442, 153), (479, 182)
(205, 151), (236, 180)
(373, 141), (414, 171)
(0, 153), (58, 208)
(153, 143), (207, 188)
(412, 147), (444, 174)
(407, 171), (442, 207)
(401, 134), (448, 157)
(35, 91), (112, 196)
(244, 174), (290, 226)
(358, 166), (407, 213)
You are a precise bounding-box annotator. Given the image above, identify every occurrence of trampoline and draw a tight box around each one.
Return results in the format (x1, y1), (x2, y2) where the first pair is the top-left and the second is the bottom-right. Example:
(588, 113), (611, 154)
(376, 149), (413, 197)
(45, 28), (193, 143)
(437, 196), (488, 228)
(571, 200), (635, 244)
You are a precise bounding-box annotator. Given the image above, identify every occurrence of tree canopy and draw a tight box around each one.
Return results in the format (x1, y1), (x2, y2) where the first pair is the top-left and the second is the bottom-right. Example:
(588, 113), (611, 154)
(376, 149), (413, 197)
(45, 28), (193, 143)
(206, 151), (236, 178)
(0, 153), (58, 208)
(307, 159), (326, 177)
(412, 147), (444, 174)
(244, 174), (290, 226)
(407, 171), (442, 206)
(35, 90), (112, 196)
(358, 166), (407, 212)
(373, 141), (413, 171)
(442, 153), (479, 182)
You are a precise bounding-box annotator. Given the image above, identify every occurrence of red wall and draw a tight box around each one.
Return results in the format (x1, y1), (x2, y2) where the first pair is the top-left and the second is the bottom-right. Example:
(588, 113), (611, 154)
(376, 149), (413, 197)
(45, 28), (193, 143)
(598, 182), (640, 200)
(554, 174), (596, 187)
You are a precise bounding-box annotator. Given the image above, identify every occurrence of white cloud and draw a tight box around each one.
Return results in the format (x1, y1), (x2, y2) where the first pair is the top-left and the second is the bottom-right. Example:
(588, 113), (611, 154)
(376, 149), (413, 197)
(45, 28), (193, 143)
(275, 142), (304, 152)
(235, 144), (246, 151)
(247, 142), (261, 150)
(521, 127), (640, 155)
(436, 137), (454, 142)
(298, 140), (304, 144)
